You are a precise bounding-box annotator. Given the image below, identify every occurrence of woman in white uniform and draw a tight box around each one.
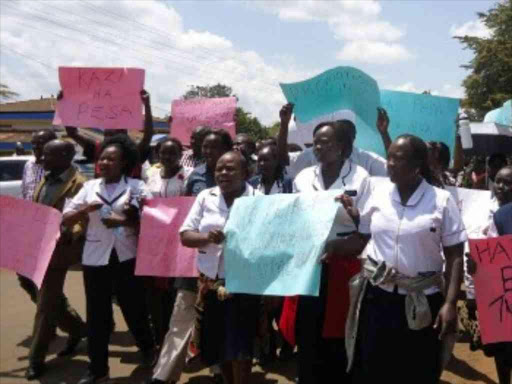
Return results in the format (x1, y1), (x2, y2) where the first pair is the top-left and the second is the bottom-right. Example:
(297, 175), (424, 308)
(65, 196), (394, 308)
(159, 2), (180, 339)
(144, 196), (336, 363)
(292, 120), (370, 384)
(339, 134), (466, 384)
(63, 135), (155, 384)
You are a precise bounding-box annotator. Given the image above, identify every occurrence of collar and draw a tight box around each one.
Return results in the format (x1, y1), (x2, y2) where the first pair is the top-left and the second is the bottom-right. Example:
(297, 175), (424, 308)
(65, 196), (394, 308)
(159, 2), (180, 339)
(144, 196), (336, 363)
(391, 179), (429, 207)
(209, 183), (255, 211)
(313, 160), (352, 191)
(45, 166), (75, 184)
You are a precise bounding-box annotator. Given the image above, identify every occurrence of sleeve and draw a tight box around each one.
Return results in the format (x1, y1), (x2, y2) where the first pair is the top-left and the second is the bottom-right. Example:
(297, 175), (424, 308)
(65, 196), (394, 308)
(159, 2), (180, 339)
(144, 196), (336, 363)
(358, 178), (376, 235)
(21, 161), (30, 200)
(63, 183), (89, 214)
(287, 148), (315, 179)
(135, 179), (153, 201)
(441, 194), (468, 247)
(185, 172), (195, 196)
(367, 153), (388, 177)
(179, 192), (204, 233)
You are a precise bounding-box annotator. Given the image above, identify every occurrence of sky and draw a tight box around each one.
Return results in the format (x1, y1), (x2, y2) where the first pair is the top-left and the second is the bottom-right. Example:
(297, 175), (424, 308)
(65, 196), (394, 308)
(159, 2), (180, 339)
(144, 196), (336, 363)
(0, 0), (498, 125)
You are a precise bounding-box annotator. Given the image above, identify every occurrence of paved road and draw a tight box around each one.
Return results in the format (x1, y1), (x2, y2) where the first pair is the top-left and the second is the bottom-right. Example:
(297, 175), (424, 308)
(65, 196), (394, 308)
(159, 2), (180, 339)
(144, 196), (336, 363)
(0, 269), (499, 384)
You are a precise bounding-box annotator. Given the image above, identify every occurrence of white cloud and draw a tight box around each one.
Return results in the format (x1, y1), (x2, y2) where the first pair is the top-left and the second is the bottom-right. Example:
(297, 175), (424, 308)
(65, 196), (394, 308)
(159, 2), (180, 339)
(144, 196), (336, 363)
(337, 41), (414, 64)
(450, 19), (492, 38)
(254, 0), (412, 64)
(386, 82), (465, 99)
(0, 0), (312, 125)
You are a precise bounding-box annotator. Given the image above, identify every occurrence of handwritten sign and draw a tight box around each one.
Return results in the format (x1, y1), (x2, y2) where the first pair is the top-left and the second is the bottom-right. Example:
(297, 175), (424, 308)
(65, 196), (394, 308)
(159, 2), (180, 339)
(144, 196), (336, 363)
(135, 197), (198, 278)
(224, 192), (339, 296)
(171, 97), (236, 145)
(469, 236), (512, 344)
(53, 67), (145, 130)
(0, 196), (62, 288)
(380, 90), (460, 158)
(280, 66), (382, 155)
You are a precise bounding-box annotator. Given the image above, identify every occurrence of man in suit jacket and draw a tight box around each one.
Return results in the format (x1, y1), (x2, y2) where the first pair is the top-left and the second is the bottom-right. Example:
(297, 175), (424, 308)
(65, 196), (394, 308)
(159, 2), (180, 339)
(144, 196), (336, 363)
(26, 140), (87, 380)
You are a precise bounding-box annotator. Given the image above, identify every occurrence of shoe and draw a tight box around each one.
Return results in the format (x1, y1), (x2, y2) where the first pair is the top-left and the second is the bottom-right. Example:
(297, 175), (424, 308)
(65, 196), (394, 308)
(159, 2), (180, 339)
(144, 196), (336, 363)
(142, 379), (166, 384)
(57, 333), (85, 357)
(140, 348), (156, 367)
(25, 363), (45, 380)
(77, 370), (109, 384)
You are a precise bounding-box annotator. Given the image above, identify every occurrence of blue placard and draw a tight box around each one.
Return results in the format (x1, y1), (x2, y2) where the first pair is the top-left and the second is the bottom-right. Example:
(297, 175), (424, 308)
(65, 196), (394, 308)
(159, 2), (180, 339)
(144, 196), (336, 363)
(485, 100), (512, 126)
(380, 90), (460, 156)
(224, 192), (339, 296)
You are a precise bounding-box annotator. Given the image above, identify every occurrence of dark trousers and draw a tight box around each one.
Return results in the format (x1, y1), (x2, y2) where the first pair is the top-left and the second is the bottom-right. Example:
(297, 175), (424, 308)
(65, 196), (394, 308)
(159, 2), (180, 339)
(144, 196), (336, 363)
(296, 266), (349, 384)
(83, 253), (154, 376)
(18, 274), (38, 304)
(29, 267), (85, 365)
(145, 277), (176, 347)
(351, 284), (443, 384)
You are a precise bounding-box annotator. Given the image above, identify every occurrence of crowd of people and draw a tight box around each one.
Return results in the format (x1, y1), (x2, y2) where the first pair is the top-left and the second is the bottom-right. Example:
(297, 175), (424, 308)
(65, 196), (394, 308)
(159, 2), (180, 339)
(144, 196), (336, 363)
(15, 90), (512, 384)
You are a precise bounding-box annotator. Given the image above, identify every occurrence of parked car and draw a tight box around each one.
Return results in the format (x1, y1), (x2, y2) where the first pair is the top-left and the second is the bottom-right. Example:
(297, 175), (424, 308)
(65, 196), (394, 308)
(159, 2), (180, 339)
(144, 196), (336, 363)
(0, 156), (95, 199)
(0, 156), (32, 198)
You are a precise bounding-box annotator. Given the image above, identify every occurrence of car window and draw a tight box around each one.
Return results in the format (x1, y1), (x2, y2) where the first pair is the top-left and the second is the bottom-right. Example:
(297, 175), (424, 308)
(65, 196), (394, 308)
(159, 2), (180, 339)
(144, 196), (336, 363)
(0, 160), (27, 182)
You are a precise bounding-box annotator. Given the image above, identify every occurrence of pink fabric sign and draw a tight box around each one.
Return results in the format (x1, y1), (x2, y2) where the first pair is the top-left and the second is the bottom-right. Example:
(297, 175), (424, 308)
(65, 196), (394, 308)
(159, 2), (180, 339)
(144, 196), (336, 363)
(171, 97), (236, 145)
(469, 235), (512, 345)
(0, 196), (62, 288)
(136, 197), (198, 277)
(53, 67), (145, 130)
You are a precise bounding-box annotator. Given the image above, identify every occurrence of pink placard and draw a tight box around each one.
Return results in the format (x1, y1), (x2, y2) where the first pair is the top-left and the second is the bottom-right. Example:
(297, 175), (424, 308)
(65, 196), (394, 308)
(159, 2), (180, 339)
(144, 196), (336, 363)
(469, 235), (512, 345)
(135, 197), (198, 277)
(53, 67), (145, 130)
(0, 196), (62, 288)
(171, 97), (236, 145)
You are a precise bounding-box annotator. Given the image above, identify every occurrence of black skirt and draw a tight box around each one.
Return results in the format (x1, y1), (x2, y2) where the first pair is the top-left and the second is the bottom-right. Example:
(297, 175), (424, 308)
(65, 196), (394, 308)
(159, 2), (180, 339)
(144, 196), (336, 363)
(200, 291), (260, 366)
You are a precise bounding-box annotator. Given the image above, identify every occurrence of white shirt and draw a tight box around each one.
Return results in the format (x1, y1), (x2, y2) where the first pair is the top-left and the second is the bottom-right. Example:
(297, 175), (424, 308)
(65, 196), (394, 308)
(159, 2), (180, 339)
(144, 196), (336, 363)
(145, 166), (190, 198)
(293, 160), (371, 241)
(287, 147), (387, 179)
(359, 178), (467, 294)
(64, 177), (151, 266)
(180, 183), (261, 279)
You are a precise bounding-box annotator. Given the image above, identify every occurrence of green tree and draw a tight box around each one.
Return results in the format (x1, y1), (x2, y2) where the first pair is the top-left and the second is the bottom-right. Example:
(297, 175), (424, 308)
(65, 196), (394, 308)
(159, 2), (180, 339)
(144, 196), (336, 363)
(455, 0), (512, 119)
(181, 84), (269, 140)
(0, 83), (19, 101)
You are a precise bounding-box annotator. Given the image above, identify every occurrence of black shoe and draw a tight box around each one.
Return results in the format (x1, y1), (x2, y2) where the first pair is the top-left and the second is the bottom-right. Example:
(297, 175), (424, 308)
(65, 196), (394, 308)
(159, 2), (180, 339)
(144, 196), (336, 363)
(143, 379), (166, 384)
(25, 364), (45, 380)
(77, 370), (109, 384)
(57, 333), (85, 357)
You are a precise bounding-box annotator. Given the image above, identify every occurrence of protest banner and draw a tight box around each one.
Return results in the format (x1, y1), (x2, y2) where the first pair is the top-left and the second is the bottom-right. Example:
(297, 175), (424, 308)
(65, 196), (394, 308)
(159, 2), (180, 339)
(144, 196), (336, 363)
(380, 90), (460, 157)
(279, 66), (383, 155)
(484, 99), (511, 126)
(135, 197), (198, 278)
(171, 97), (237, 145)
(224, 191), (344, 296)
(0, 196), (62, 288)
(53, 67), (145, 130)
(469, 236), (512, 344)
(446, 187), (493, 237)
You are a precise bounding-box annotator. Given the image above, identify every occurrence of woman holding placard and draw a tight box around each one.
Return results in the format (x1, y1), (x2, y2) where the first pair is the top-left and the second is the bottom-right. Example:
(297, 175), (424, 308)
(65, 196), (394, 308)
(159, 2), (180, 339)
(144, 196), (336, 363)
(468, 165), (512, 384)
(338, 134), (466, 384)
(63, 135), (155, 384)
(179, 151), (261, 384)
(292, 120), (370, 384)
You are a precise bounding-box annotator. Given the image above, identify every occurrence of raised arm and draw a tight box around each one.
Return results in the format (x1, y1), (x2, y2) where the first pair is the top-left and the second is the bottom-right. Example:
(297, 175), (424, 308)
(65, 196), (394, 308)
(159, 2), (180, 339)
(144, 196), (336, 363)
(376, 107), (392, 156)
(277, 103), (294, 167)
(138, 89), (154, 163)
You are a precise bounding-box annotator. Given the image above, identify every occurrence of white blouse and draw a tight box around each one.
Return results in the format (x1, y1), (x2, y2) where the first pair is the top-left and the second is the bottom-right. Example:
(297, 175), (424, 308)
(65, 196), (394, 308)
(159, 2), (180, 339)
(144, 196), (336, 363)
(145, 166), (190, 198)
(293, 159), (371, 240)
(63, 177), (151, 266)
(179, 184), (261, 279)
(359, 178), (467, 293)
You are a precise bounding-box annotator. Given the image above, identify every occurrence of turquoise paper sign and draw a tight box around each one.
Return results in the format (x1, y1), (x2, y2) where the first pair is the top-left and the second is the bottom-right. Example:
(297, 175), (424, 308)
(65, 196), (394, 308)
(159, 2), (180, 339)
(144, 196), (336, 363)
(224, 192), (339, 296)
(484, 100), (512, 126)
(380, 90), (460, 155)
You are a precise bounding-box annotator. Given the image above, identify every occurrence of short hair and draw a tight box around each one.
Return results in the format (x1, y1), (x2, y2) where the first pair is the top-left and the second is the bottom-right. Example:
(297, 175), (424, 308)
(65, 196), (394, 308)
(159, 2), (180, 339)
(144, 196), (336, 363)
(159, 137), (183, 155)
(313, 120), (355, 158)
(204, 129), (233, 152)
(33, 129), (58, 142)
(395, 134), (436, 186)
(235, 133), (257, 153)
(437, 142), (451, 169)
(100, 134), (139, 176)
(258, 144), (285, 180)
(218, 150), (249, 179)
